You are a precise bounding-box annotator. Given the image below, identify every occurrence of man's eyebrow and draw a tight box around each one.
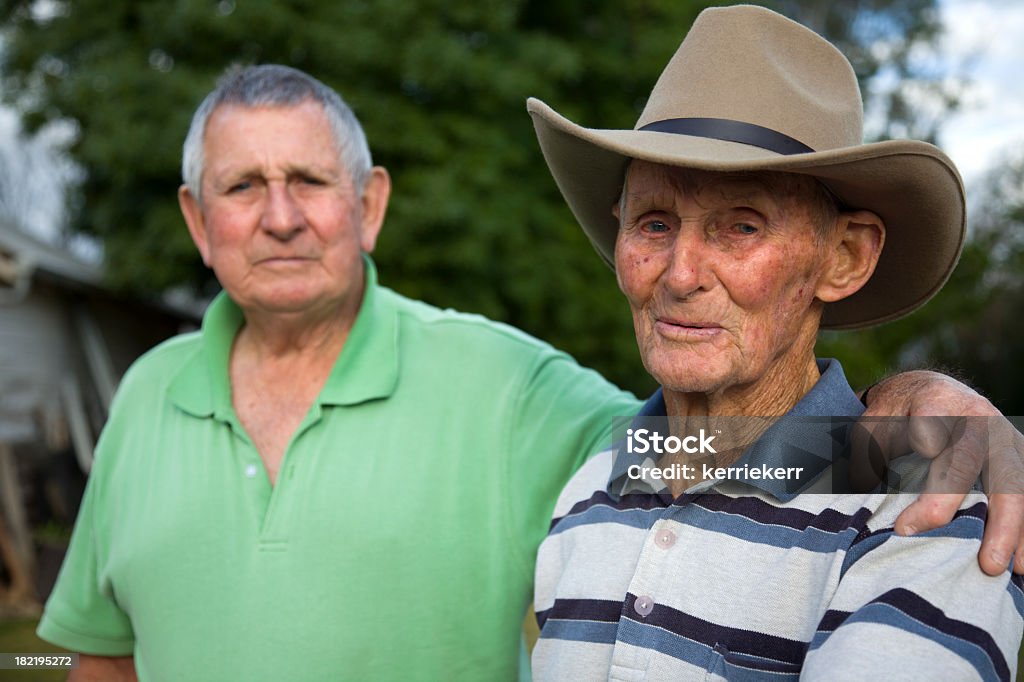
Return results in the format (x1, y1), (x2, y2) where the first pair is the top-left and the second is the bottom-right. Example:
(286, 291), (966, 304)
(624, 186), (678, 211)
(207, 168), (260, 189)
(283, 163), (339, 178)
(208, 164), (259, 180)
(209, 164), (341, 185)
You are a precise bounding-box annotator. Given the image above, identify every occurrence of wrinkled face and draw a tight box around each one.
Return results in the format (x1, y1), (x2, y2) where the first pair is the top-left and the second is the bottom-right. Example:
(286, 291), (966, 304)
(614, 161), (835, 397)
(184, 101), (378, 317)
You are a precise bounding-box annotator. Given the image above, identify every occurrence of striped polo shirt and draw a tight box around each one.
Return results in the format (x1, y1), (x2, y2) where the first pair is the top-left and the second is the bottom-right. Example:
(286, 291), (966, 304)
(533, 360), (1024, 681)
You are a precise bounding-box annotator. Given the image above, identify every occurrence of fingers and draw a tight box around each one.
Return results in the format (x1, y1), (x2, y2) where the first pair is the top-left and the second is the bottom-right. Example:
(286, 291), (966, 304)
(847, 417), (909, 492)
(907, 415), (963, 458)
(918, 417), (987, 494)
(857, 371), (1024, 575)
(846, 416), (971, 493)
(897, 417), (1024, 576)
(894, 493), (963, 536)
(979, 493), (1024, 576)
(892, 417), (981, 532)
(979, 423), (1024, 575)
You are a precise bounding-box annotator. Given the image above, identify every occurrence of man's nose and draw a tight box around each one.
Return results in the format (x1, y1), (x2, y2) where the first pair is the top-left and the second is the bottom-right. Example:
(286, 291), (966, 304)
(261, 183), (304, 239)
(663, 228), (713, 298)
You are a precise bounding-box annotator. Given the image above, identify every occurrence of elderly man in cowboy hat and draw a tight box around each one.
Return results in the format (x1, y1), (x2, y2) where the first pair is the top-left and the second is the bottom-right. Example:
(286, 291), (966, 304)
(529, 5), (1023, 680)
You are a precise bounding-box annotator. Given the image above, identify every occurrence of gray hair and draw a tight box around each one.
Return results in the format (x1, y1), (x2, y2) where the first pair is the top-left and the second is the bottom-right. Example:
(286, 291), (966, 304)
(181, 64), (372, 202)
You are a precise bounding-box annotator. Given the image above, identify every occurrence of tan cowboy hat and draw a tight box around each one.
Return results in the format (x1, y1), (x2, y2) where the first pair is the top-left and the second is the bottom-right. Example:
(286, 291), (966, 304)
(528, 4), (965, 330)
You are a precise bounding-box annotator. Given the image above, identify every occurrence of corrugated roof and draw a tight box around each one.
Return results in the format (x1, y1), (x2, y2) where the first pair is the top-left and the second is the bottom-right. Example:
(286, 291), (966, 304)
(0, 221), (204, 320)
(0, 221), (103, 288)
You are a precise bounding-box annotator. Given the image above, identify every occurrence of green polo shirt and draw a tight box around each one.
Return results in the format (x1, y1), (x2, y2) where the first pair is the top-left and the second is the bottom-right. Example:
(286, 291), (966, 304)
(38, 259), (639, 681)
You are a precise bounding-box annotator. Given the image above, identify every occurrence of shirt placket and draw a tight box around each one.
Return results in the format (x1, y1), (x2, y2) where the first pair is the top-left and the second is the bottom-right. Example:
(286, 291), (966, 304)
(608, 501), (688, 681)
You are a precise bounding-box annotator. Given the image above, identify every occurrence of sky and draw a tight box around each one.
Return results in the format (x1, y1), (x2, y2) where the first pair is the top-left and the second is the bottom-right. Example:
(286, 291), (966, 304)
(936, 0), (1024, 187)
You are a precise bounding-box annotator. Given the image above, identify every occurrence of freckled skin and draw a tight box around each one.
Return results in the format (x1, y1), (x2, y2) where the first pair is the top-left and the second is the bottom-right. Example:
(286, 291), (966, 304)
(614, 162), (837, 416)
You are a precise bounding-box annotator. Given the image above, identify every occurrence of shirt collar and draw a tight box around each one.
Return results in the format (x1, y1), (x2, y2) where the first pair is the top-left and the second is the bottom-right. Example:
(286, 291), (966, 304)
(168, 254), (399, 419)
(318, 256), (400, 406)
(608, 358), (865, 501)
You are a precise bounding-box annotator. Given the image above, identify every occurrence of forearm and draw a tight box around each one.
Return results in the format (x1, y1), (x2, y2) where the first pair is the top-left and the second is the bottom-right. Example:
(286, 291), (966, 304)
(68, 655), (137, 682)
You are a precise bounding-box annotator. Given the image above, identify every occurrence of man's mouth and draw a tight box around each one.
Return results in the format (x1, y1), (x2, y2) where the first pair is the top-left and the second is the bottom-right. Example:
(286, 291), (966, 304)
(256, 255), (314, 264)
(654, 317), (724, 338)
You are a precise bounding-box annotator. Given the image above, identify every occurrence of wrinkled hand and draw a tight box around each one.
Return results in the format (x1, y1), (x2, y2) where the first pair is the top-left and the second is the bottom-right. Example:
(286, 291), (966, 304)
(855, 370), (1024, 576)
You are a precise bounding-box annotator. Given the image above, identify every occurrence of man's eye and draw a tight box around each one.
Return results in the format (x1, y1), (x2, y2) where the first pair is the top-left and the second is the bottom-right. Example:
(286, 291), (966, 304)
(299, 176), (325, 186)
(228, 181), (252, 193)
(644, 220), (670, 233)
(735, 223), (758, 235)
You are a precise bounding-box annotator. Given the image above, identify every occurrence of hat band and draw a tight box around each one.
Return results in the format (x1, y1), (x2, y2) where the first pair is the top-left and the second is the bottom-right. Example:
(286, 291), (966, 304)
(639, 118), (814, 156)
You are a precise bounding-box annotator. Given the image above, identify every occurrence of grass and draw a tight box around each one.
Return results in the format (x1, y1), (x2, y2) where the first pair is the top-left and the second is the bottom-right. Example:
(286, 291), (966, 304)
(0, 619), (68, 682)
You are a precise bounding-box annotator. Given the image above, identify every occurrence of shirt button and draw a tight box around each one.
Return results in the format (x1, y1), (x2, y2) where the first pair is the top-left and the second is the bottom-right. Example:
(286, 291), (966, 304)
(244, 464), (258, 478)
(634, 595), (654, 617)
(655, 529), (677, 549)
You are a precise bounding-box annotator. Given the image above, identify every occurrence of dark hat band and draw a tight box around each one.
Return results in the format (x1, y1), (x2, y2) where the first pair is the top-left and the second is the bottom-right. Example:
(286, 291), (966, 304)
(639, 117), (814, 156)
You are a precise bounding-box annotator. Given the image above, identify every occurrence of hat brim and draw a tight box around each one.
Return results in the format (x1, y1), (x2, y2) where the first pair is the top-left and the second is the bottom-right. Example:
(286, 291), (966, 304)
(528, 98), (966, 330)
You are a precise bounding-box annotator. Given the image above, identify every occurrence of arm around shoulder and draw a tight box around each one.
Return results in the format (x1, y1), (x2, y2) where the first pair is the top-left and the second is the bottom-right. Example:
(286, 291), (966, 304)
(502, 349), (638, 575)
(859, 368), (1024, 575)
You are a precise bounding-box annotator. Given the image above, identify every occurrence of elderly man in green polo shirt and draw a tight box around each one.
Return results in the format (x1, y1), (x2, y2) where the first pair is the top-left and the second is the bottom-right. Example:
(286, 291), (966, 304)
(37, 64), (1024, 681)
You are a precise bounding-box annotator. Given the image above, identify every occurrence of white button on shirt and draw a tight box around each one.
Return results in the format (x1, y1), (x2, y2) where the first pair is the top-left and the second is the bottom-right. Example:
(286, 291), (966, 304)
(655, 528), (676, 549)
(634, 595), (654, 617)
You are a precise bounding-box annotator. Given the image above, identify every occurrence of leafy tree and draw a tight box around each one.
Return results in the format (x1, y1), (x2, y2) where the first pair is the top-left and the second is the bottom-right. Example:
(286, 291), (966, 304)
(1, 0), (952, 396)
(915, 154), (1024, 413)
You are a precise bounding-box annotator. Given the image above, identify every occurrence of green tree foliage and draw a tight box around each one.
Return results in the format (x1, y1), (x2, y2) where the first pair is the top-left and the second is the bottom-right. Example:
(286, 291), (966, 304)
(947, 156), (1024, 413)
(0, 0), (952, 396)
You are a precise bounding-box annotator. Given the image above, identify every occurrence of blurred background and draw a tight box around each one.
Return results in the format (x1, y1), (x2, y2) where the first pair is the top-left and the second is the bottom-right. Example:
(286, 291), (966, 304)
(0, 0), (1022, 673)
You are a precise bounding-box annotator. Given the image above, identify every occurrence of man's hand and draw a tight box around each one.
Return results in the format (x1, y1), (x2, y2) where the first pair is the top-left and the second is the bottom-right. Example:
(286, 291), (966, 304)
(858, 370), (1024, 576)
(68, 654), (137, 682)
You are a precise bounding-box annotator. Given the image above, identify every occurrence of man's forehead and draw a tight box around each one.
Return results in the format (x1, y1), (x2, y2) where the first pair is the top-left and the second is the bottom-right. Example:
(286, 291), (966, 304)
(622, 160), (796, 202)
(206, 99), (328, 133)
(199, 100), (345, 184)
(202, 101), (334, 157)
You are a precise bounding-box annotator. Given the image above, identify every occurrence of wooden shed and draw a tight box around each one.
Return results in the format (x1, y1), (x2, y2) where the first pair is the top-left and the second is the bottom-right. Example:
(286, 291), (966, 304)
(0, 222), (200, 614)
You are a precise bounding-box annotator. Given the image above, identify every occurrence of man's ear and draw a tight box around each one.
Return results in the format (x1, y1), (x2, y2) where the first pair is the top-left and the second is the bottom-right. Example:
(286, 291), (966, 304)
(358, 167), (391, 254)
(178, 185), (211, 266)
(816, 210), (886, 303)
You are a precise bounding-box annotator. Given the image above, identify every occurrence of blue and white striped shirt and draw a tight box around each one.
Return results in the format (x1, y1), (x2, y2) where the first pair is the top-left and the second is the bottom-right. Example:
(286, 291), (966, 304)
(533, 360), (1023, 681)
